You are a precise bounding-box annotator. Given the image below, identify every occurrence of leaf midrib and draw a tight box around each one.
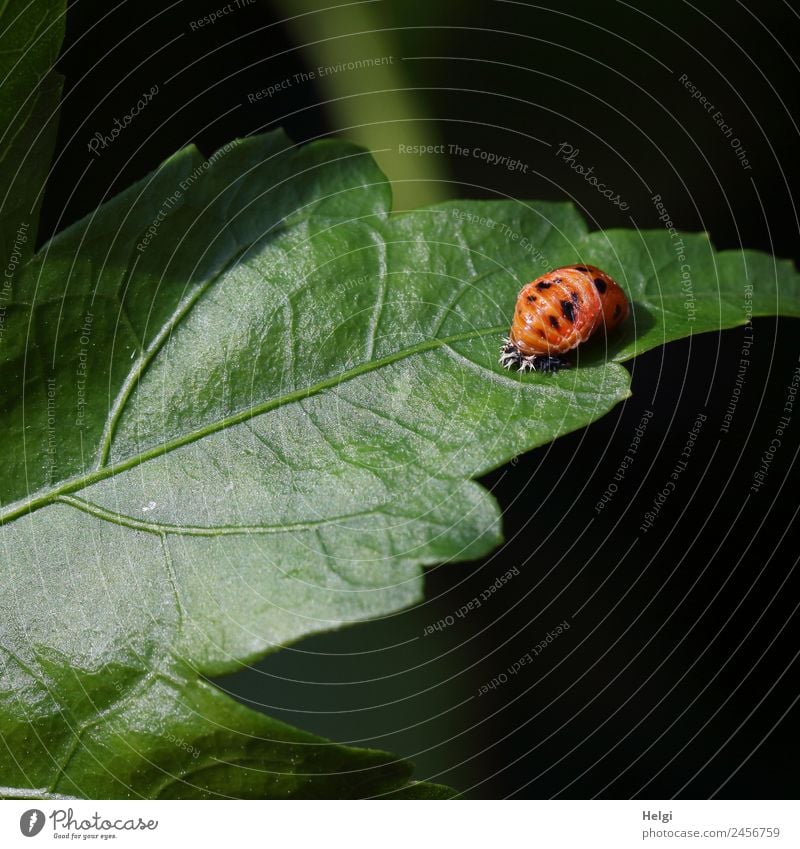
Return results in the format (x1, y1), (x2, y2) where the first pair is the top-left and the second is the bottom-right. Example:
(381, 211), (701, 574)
(0, 322), (508, 526)
(58, 493), (410, 537)
(95, 243), (252, 468)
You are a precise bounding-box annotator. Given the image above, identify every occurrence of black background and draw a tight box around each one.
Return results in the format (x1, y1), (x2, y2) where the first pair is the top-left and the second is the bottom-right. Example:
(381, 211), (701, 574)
(43, 0), (800, 798)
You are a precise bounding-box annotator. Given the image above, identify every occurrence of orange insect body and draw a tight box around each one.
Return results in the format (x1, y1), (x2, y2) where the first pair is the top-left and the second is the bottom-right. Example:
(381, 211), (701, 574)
(500, 264), (629, 372)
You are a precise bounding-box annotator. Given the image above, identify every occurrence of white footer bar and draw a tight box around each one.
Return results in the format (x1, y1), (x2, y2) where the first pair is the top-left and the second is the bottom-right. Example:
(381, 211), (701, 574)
(2, 799), (796, 847)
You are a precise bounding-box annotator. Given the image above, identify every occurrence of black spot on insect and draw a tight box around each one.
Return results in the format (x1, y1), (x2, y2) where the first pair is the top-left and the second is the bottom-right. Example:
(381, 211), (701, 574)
(594, 277), (607, 294)
(526, 294), (537, 302)
(573, 265), (588, 272)
(560, 299), (576, 322)
(614, 304), (622, 318)
(536, 281), (552, 290)
(548, 315), (560, 329)
(570, 291), (580, 304)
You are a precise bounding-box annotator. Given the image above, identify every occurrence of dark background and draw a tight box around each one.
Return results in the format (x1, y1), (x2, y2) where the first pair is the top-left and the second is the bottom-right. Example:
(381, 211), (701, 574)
(43, 0), (800, 797)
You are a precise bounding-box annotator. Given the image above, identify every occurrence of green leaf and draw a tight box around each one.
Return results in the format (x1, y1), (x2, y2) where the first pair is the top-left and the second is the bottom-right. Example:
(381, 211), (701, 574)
(2, 7), (799, 799)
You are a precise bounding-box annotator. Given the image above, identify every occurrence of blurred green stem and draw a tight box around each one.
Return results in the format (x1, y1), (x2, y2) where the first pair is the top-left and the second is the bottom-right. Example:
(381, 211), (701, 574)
(267, 0), (448, 209)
